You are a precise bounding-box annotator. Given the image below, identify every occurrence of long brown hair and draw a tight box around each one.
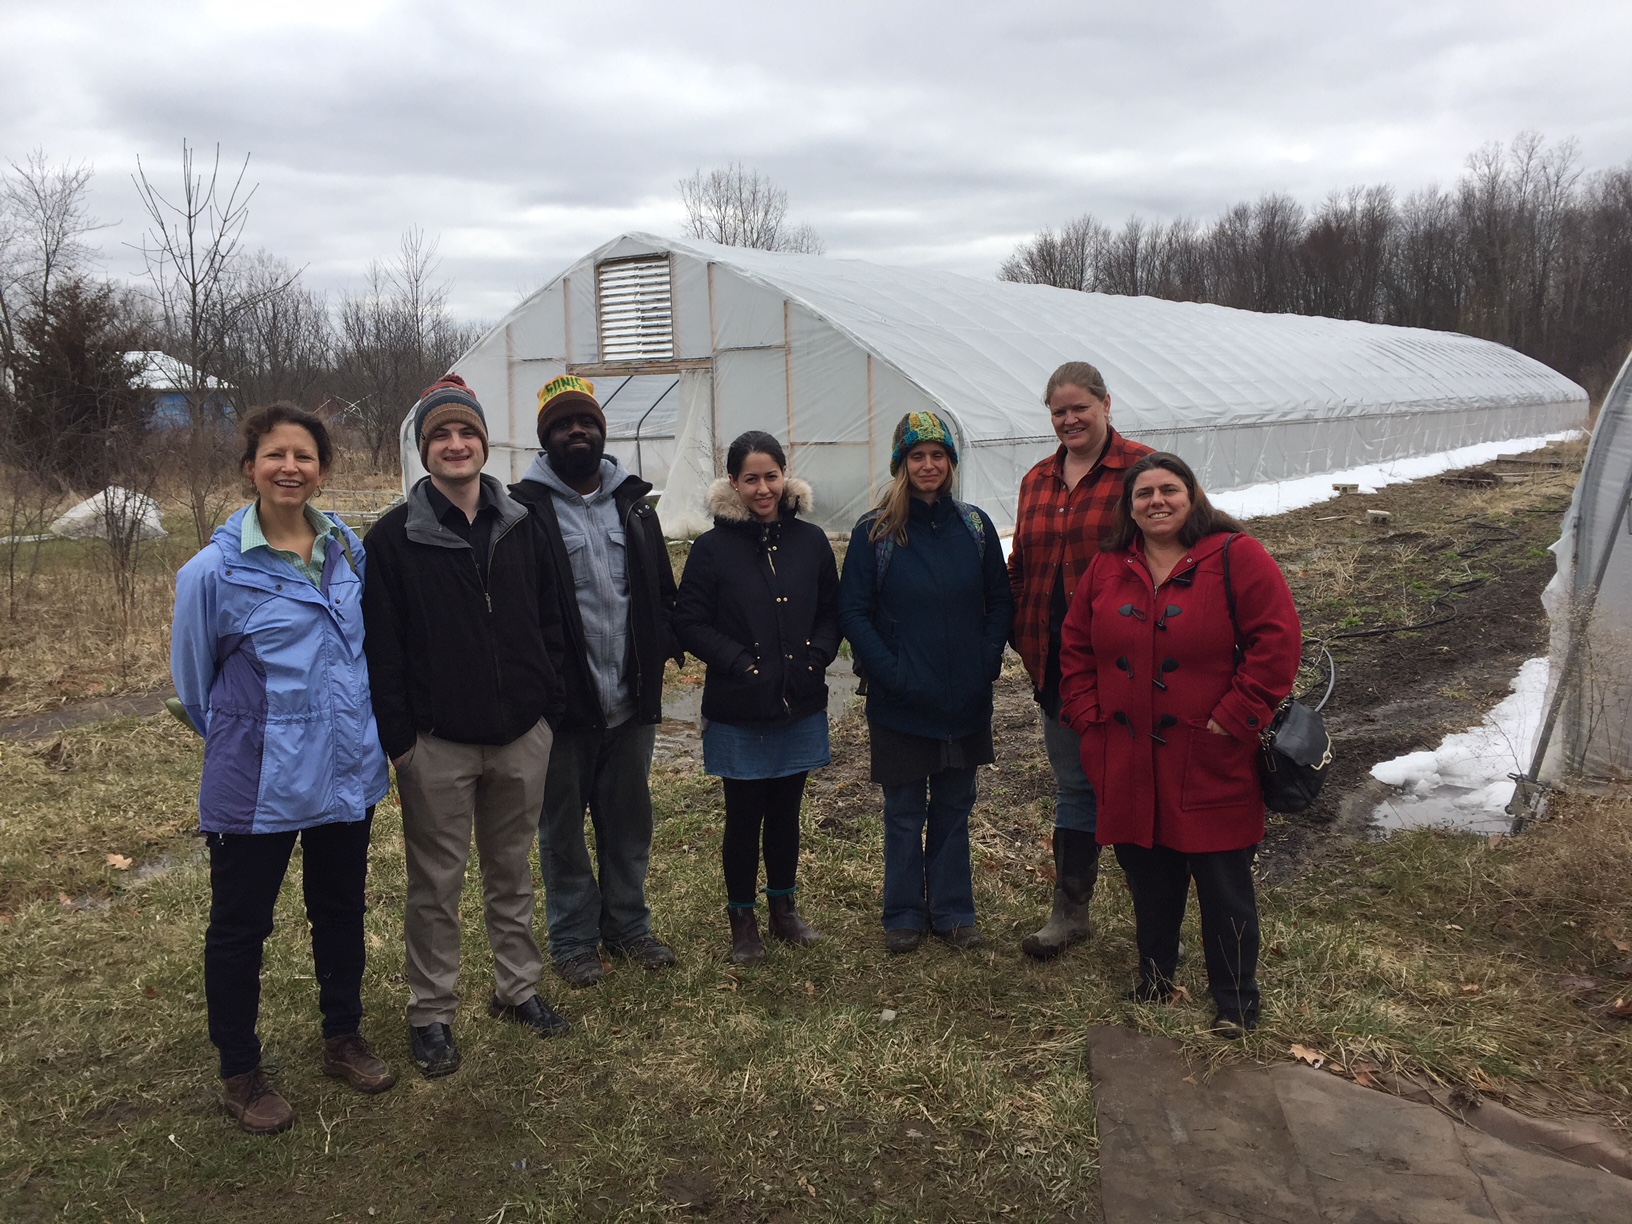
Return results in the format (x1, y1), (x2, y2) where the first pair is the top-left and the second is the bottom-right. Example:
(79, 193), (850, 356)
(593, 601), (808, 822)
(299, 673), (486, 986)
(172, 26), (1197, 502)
(867, 446), (956, 545)
(1102, 452), (1245, 551)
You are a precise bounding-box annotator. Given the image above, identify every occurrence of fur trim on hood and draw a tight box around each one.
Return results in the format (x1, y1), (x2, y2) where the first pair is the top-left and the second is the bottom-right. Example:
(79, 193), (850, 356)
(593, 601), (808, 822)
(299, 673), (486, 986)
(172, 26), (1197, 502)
(705, 475), (815, 523)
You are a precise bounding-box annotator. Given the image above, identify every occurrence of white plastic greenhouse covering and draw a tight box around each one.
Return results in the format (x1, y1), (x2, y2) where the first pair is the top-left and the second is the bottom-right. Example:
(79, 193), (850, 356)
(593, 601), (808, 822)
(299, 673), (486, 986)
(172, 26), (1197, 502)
(1524, 349), (1632, 789)
(404, 233), (1587, 537)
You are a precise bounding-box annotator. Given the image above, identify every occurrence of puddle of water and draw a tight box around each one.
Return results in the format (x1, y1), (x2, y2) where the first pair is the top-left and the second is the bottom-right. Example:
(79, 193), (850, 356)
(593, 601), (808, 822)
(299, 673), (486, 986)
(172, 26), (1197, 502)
(656, 661), (861, 761)
(1370, 790), (1513, 837)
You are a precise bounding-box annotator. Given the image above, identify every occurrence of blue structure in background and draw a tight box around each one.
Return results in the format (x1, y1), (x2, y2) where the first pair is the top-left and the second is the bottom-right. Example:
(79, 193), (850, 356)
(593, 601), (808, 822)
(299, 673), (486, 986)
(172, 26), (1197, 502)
(128, 351), (234, 427)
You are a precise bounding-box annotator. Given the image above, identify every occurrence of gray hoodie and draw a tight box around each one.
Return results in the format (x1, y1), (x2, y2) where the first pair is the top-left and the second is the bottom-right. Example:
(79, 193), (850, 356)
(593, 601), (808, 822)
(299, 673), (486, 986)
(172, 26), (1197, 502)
(521, 451), (634, 726)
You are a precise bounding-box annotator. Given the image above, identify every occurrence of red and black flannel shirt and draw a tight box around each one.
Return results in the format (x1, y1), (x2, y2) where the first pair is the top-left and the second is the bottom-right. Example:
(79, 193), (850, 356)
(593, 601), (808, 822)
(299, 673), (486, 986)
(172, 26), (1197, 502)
(1006, 429), (1156, 690)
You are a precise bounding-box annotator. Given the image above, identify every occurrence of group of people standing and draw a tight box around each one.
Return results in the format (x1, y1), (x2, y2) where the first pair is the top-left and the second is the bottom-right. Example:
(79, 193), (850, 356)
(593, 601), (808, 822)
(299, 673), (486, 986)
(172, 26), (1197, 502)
(172, 359), (1302, 1137)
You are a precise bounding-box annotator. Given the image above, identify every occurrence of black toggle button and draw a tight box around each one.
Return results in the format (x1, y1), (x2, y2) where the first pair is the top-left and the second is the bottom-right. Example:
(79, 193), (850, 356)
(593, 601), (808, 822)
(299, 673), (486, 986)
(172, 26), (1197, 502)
(1161, 659), (1179, 672)
(1115, 656), (1132, 673)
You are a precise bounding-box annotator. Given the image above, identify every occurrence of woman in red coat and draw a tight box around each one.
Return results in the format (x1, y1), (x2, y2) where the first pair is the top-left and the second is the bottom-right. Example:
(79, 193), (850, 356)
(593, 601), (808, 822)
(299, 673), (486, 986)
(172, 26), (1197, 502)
(1058, 453), (1301, 1035)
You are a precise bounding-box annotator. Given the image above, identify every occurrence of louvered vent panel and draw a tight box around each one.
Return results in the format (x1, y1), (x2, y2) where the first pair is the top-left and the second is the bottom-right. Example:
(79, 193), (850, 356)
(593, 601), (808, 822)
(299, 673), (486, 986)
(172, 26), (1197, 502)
(597, 257), (675, 361)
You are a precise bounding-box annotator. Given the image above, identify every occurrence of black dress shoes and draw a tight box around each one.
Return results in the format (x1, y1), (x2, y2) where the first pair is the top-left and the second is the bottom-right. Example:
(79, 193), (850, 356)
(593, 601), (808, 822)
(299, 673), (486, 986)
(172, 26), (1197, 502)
(488, 993), (571, 1038)
(407, 1022), (461, 1079)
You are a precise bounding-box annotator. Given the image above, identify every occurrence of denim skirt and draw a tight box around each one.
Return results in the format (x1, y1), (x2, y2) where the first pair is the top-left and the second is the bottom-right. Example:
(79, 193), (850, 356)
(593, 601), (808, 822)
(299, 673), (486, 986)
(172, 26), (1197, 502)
(703, 711), (831, 780)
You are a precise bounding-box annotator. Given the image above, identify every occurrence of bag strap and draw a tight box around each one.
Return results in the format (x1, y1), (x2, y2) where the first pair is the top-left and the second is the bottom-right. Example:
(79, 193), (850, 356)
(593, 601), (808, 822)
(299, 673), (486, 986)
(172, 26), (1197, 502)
(1221, 532), (1243, 663)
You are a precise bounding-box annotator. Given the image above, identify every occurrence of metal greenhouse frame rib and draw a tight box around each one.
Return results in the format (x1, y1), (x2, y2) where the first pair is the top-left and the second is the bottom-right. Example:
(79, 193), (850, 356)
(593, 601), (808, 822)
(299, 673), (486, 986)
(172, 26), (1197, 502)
(405, 233), (1587, 538)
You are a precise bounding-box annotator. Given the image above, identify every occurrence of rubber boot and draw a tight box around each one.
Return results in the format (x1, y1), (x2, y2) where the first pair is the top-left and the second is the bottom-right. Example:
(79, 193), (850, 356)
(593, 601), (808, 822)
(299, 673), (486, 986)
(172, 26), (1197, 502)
(766, 892), (823, 946)
(1020, 828), (1100, 960)
(728, 906), (765, 964)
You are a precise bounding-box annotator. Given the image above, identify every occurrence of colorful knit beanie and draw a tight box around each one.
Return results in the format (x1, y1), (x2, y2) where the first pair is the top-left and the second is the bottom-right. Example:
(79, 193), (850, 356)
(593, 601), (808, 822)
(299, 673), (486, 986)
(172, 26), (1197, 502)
(413, 374), (488, 464)
(536, 375), (607, 447)
(889, 411), (959, 476)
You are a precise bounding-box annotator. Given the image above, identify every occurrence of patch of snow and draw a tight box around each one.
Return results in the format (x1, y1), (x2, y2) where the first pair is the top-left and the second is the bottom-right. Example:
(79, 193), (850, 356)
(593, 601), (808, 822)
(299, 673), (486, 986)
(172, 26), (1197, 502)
(1213, 431), (1582, 520)
(1369, 656), (1550, 835)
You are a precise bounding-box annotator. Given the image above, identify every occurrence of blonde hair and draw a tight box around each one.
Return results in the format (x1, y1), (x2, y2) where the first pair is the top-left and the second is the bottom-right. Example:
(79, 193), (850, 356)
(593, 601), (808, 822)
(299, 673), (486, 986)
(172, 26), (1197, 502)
(867, 455), (956, 545)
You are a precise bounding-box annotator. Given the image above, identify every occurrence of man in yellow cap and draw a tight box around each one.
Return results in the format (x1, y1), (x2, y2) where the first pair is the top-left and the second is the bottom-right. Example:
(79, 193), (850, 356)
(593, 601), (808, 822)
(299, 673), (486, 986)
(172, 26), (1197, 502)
(510, 375), (684, 987)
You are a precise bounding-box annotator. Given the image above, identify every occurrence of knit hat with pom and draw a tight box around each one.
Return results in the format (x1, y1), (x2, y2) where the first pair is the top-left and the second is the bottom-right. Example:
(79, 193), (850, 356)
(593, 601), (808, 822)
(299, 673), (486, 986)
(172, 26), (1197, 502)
(412, 374), (488, 464)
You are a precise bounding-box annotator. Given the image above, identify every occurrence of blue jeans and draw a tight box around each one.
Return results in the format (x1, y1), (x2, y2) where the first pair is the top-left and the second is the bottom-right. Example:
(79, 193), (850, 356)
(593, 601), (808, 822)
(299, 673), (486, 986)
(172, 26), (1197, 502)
(538, 720), (658, 962)
(881, 766), (978, 932)
(1040, 710), (1098, 835)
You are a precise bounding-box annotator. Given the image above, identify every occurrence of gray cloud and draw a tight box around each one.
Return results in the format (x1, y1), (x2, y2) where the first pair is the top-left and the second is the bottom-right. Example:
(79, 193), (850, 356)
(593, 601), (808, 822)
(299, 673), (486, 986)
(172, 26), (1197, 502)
(4, 0), (1629, 318)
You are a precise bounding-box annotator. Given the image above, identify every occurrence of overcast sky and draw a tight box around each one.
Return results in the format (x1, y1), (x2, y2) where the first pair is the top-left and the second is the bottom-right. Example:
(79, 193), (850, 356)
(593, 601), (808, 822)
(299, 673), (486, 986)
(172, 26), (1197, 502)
(4, 0), (1629, 320)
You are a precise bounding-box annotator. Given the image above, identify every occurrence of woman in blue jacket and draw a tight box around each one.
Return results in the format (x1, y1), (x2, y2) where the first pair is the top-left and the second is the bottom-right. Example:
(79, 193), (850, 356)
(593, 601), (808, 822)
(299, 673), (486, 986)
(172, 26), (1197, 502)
(674, 431), (840, 964)
(838, 412), (1013, 953)
(171, 404), (394, 1135)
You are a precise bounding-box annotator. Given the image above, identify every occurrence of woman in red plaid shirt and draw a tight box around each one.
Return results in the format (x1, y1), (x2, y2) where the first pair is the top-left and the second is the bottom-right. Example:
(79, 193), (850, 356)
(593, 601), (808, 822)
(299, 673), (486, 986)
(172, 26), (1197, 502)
(1007, 362), (1153, 959)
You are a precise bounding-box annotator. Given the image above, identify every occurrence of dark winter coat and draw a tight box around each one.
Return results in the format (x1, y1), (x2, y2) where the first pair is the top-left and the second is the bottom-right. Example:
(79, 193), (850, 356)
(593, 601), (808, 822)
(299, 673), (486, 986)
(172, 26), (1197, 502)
(509, 466), (681, 732)
(1058, 531), (1302, 853)
(838, 494), (1014, 741)
(673, 477), (841, 728)
(362, 475), (567, 760)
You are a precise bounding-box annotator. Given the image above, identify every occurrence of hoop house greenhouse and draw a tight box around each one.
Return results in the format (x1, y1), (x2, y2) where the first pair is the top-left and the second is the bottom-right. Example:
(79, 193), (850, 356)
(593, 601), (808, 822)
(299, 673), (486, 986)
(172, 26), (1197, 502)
(1517, 349), (1632, 797)
(405, 233), (1587, 536)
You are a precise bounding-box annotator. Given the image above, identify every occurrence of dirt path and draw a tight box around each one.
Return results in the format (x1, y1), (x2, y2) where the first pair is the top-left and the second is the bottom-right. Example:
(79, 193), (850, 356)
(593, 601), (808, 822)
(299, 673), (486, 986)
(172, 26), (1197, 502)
(0, 688), (174, 741)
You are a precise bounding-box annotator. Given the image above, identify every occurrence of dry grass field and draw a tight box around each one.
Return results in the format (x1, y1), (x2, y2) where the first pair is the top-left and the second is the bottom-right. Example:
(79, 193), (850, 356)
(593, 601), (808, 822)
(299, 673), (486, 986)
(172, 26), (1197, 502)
(1, 442), (1629, 1221)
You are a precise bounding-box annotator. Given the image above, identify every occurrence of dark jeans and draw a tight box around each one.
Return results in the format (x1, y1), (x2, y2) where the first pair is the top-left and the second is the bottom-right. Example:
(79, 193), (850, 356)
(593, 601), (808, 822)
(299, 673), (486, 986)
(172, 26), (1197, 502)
(204, 812), (373, 1078)
(721, 772), (808, 906)
(538, 720), (658, 962)
(881, 766), (979, 932)
(1114, 842), (1261, 1023)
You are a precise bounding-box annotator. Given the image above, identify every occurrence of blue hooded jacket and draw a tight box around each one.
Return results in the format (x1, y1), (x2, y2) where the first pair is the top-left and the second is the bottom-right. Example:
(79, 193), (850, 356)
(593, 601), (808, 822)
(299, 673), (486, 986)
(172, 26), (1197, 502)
(171, 505), (390, 834)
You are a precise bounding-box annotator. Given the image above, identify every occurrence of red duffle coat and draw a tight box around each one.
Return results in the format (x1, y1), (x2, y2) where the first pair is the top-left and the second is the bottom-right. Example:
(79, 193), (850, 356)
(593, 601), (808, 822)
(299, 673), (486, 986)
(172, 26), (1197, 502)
(1058, 531), (1302, 853)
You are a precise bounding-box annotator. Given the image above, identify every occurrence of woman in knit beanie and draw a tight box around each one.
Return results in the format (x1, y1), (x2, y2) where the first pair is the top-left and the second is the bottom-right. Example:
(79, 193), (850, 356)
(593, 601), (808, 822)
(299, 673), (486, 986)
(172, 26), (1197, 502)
(835, 411), (1014, 954)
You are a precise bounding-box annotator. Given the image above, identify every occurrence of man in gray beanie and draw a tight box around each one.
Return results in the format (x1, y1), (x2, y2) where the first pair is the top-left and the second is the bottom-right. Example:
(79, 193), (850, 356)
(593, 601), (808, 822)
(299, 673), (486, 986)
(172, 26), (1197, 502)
(363, 374), (572, 1077)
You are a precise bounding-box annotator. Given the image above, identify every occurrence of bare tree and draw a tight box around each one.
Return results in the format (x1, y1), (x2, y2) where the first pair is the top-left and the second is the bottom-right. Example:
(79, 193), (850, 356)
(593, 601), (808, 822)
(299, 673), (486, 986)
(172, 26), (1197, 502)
(220, 250), (332, 410)
(998, 214), (1109, 291)
(133, 141), (287, 544)
(333, 228), (472, 469)
(0, 153), (108, 618)
(679, 164), (826, 254)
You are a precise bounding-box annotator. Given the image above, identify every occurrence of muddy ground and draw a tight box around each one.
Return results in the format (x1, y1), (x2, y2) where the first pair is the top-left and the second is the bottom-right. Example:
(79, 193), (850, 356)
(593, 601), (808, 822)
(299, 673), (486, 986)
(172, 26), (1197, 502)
(801, 443), (1581, 883)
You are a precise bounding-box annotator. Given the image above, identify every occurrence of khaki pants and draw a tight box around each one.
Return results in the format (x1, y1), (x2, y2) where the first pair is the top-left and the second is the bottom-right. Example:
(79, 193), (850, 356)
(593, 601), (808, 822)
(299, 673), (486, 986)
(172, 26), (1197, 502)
(397, 718), (552, 1026)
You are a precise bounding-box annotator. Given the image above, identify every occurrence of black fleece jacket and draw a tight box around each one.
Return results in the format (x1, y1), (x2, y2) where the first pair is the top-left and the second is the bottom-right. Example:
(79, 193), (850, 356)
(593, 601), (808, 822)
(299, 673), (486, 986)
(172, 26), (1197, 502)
(362, 475), (566, 759)
(509, 466), (681, 732)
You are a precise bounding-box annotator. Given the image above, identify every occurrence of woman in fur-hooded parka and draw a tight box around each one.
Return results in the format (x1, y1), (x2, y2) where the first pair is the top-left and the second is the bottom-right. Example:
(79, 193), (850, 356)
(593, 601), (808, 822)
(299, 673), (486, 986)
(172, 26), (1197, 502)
(673, 432), (840, 963)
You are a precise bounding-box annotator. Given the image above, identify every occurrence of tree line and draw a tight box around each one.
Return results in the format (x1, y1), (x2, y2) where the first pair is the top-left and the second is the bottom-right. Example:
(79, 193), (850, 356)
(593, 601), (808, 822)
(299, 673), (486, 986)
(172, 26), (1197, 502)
(0, 145), (478, 523)
(999, 133), (1632, 402)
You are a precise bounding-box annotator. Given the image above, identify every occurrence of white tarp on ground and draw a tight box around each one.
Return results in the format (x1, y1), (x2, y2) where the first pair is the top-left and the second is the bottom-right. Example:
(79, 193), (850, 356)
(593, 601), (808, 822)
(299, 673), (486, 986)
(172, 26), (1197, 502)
(419, 233), (1588, 537)
(49, 488), (168, 541)
(1529, 349), (1632, 785)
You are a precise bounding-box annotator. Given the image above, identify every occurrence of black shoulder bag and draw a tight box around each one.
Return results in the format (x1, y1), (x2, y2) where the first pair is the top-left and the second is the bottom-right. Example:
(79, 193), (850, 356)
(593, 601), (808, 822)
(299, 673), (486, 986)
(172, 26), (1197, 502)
(1222, 533), (1333, 814)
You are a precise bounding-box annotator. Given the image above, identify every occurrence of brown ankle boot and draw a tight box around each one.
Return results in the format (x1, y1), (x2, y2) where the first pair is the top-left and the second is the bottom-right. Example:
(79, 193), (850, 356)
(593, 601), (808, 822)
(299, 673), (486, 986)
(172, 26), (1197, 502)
(728, 906), (765, 964)
(322, 1031), (397, 1094)
(767, 892), (822, 946)
(220, 1068), (296, 1135)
